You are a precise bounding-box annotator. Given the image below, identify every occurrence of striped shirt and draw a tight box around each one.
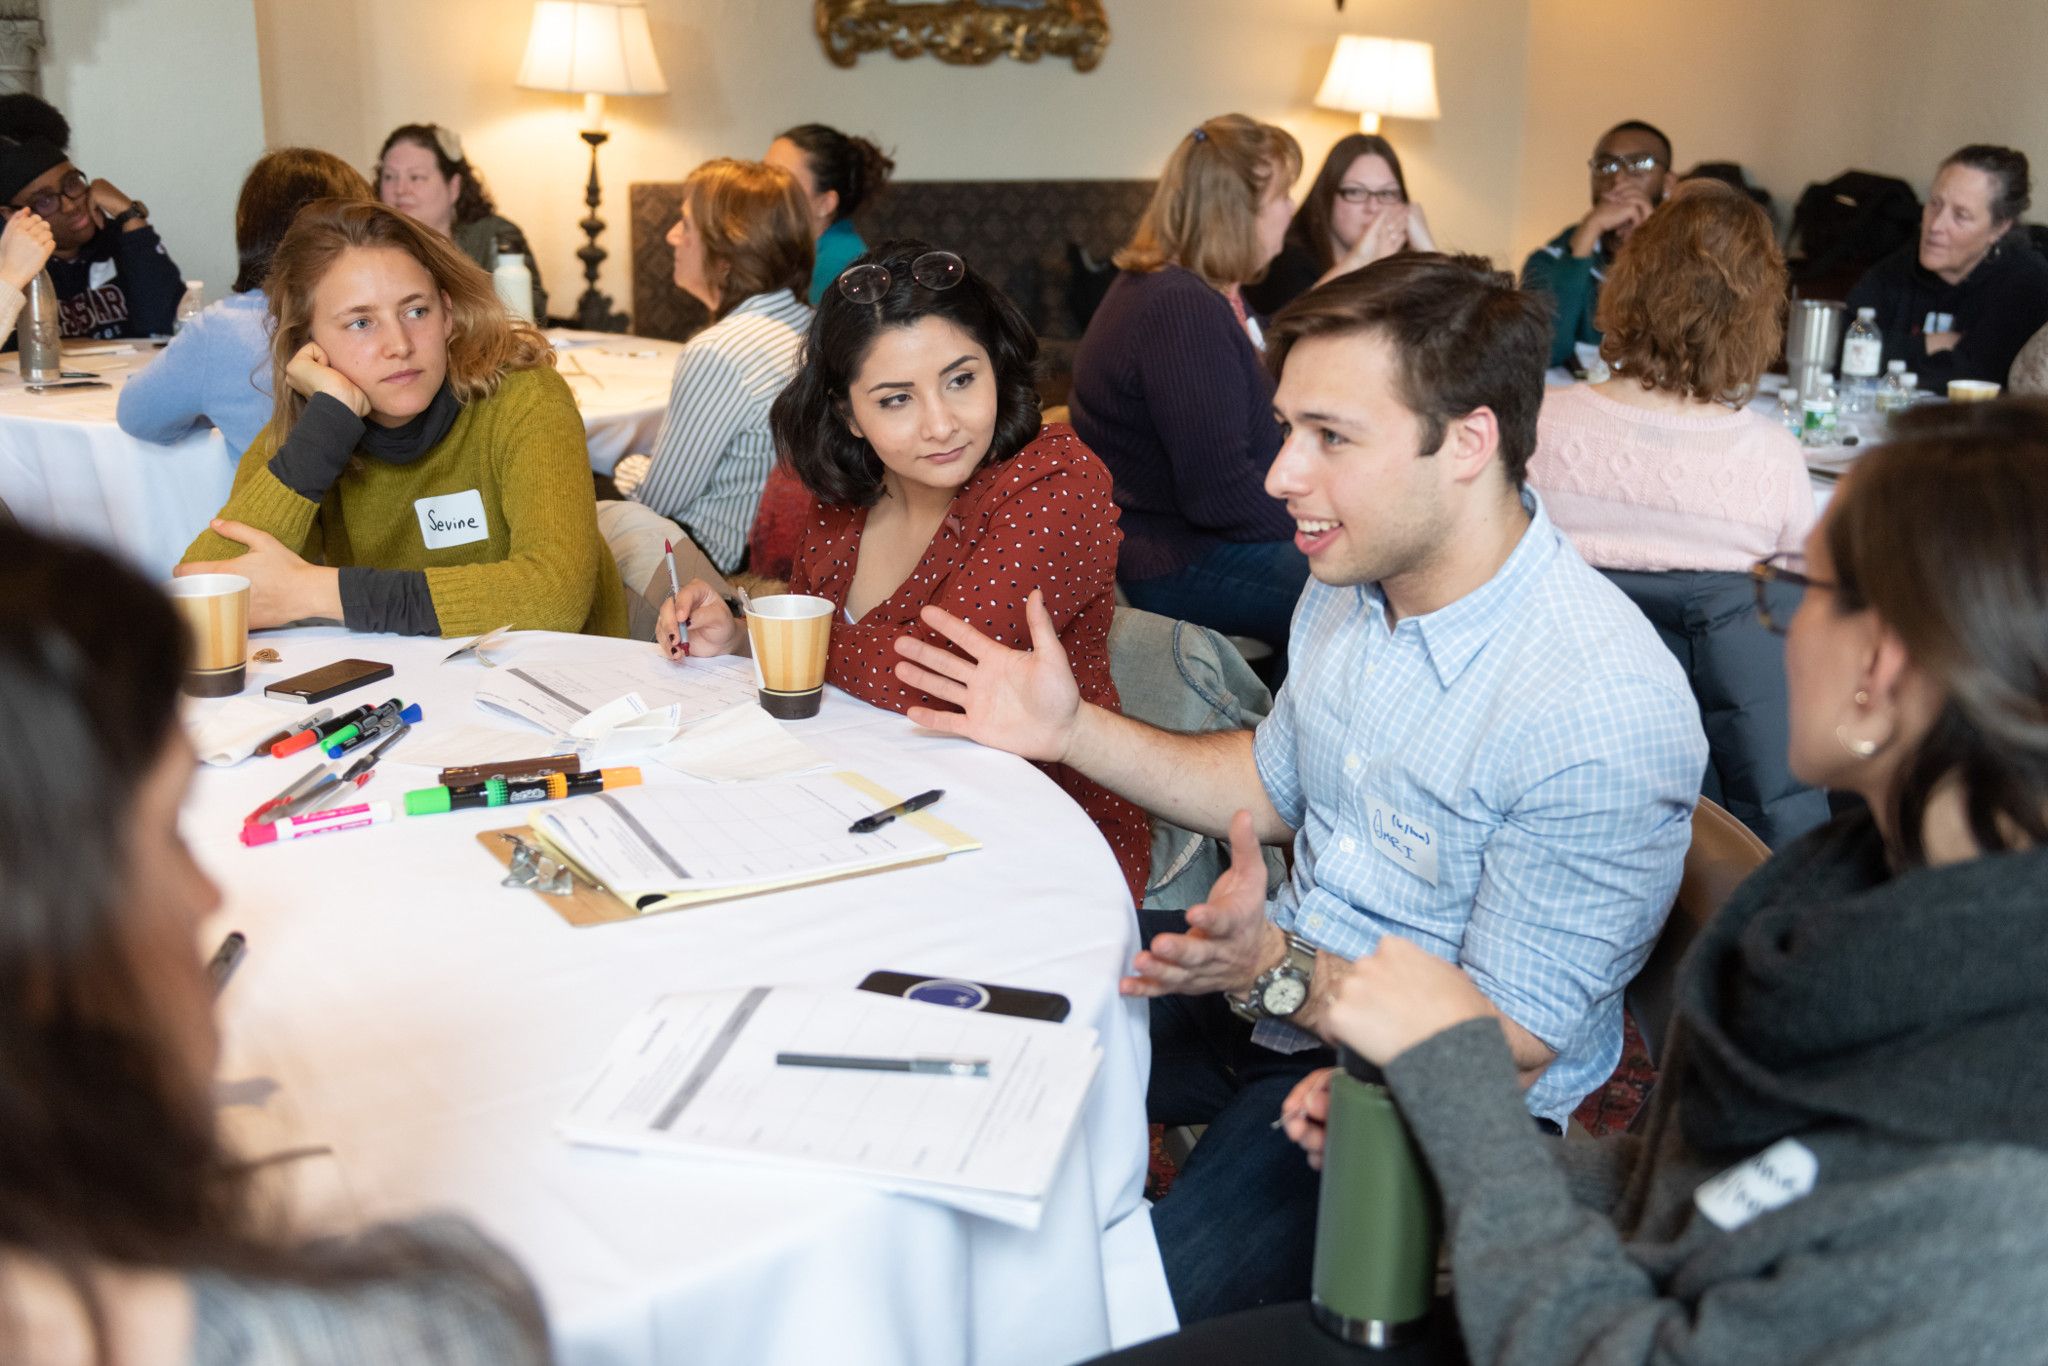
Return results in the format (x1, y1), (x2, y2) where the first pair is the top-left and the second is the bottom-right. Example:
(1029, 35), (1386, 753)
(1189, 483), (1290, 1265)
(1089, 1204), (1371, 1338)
(1251, 490), (1707, 1126)
(632, 288), (811, 572)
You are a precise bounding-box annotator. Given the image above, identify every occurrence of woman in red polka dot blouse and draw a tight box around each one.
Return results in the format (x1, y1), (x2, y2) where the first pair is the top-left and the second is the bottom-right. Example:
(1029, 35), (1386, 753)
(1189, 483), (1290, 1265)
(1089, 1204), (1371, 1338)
(657, 240), (1151, 906)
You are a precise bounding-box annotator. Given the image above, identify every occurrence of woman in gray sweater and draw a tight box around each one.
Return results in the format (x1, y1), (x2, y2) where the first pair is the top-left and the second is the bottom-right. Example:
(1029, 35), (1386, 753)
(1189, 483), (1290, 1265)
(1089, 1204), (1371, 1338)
(1107, 400), (2048, 1363)
(0, 524), (551, 1365)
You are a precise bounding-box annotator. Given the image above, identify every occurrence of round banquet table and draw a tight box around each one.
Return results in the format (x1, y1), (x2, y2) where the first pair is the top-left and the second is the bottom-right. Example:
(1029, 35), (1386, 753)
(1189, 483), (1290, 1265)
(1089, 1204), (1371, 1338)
(0, 330), (684, 579)
(193, 627), (1174, 1366)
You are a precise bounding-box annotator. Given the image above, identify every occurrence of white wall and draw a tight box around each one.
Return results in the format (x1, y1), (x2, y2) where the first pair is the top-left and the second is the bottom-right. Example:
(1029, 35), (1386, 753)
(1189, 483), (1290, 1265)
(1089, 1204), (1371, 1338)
(252, 0), (1533, 322)
(44, 0), (267, 304)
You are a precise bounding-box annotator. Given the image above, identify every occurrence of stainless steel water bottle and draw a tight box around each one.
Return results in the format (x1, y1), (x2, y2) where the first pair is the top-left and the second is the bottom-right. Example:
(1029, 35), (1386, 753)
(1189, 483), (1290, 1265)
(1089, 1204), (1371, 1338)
(20, 269), (62, 383)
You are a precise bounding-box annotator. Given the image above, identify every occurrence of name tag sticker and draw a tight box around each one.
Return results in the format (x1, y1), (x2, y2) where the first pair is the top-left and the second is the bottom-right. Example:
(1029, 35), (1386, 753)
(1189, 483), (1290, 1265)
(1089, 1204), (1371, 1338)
(88, 259), (118, 291)
(1694, 1137), (1818, 1231)
(415, 489), (489, 549)
(1365, 795), (1440, 886)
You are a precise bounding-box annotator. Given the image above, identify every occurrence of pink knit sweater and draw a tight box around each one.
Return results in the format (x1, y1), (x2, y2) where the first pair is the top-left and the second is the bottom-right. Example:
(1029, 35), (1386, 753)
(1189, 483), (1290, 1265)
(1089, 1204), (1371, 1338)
(1529, 384), (1815, 573)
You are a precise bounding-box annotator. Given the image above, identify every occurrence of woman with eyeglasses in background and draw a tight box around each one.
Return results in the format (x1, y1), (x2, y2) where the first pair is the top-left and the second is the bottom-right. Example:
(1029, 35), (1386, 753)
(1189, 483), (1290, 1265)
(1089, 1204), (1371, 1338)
(0, 92), (186, 340)
(659, 241), (1151, 906)
(1242, 133), (1434, 316)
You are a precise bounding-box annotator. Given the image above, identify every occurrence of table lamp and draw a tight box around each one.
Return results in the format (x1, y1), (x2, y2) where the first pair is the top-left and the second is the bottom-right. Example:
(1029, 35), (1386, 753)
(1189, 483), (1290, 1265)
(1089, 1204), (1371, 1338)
(1314, 35), (1439, 134)
(516, 0), (669, 332)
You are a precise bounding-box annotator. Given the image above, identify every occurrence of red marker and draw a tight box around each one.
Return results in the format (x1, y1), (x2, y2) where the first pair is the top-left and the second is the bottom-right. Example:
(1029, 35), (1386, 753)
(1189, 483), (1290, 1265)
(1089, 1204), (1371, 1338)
(263, 706), (335, 757)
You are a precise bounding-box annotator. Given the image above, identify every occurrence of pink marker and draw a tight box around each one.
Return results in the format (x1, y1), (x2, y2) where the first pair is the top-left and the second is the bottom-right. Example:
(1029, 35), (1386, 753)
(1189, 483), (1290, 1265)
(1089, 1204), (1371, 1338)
(239, 799), (394, 847)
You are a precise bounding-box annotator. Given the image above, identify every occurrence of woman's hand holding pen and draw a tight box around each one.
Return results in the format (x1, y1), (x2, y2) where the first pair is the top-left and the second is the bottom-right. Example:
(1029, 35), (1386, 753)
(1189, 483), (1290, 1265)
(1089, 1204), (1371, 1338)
(658, 579), (744, 661)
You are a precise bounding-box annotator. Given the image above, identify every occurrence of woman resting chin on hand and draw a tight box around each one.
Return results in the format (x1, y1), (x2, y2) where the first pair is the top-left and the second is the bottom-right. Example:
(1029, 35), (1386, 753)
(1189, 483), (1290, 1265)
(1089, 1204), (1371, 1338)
(176, 199), (626, 638)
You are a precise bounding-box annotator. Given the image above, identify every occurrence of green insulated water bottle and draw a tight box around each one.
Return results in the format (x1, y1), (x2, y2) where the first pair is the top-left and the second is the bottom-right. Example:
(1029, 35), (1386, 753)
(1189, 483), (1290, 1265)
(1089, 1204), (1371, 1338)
(1309, 1045), (1441, 1347)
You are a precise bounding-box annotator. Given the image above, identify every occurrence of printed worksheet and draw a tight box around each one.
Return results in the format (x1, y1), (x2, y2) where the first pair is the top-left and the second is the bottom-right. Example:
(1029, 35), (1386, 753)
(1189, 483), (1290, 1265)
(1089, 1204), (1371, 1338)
(475, 651), (758, 735)
(532, 773), (964, 896)
(560, 986), (1101, 1225)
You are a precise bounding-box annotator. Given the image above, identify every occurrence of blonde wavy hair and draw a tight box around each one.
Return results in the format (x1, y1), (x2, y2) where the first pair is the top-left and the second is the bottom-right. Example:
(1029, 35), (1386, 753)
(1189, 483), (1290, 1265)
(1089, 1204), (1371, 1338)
(263, 198), (552, 431)
(1116, 114), (1302, 288)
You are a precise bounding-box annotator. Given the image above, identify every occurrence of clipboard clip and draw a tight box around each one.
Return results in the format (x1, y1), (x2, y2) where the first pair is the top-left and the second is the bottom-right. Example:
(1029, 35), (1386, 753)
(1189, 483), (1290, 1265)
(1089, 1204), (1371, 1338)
(497, 832), (574, 895)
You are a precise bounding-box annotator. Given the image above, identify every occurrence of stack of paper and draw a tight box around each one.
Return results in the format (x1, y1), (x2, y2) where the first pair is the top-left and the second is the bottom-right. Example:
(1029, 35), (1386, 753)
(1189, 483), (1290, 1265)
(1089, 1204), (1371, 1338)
(561, 986), (1101, 1226)
(474, 652), (758, 738)
(529, 771), (978, 911)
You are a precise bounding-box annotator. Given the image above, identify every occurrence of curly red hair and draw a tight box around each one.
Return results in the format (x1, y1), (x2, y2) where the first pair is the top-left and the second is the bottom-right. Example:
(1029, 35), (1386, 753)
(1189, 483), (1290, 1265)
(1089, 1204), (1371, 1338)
(1595, 179), (1786, 403)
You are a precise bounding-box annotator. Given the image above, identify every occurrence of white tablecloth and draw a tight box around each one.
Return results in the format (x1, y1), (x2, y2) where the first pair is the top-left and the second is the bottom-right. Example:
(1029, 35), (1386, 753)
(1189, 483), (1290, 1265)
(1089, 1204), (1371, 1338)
(194, 628), (1173, 1366)
(0, 330), (684, 578)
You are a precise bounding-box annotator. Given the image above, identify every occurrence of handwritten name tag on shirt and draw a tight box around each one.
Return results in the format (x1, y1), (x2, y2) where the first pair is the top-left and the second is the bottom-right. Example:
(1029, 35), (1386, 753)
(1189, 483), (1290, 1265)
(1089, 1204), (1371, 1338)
(1366, 796), (1440, 887)
(415, 489), (489, 550)
(1694, 1137), (1818, 1231)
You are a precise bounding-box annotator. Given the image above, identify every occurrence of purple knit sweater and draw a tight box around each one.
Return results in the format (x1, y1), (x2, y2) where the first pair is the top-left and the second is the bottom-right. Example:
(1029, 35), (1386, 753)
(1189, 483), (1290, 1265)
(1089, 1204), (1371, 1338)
(1069, 265), (1294, 580)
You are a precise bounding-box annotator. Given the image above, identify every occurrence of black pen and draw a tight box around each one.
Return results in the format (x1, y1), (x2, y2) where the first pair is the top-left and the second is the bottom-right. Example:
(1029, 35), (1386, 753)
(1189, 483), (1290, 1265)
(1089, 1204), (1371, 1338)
(208, 931), (246, 995)
(340, 723), (410, 784)
(848, 788), (944, 834)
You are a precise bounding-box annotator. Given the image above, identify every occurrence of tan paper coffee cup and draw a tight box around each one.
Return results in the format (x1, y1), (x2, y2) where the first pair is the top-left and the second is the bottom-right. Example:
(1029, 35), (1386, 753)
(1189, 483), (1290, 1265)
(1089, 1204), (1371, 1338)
(166, 574), (251, 697)
(745, 594), (834, 719)
(1947, 379), (2001, 402)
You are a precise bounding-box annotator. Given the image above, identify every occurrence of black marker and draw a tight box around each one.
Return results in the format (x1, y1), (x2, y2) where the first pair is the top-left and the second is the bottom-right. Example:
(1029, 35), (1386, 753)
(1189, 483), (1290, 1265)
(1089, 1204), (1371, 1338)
(208, 931), (247, 996)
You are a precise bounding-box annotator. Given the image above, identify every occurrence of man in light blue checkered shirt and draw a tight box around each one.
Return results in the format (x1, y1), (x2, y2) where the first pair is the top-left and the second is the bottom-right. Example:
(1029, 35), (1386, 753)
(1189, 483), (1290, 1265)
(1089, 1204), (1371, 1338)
(892, 255), (1707, 1324)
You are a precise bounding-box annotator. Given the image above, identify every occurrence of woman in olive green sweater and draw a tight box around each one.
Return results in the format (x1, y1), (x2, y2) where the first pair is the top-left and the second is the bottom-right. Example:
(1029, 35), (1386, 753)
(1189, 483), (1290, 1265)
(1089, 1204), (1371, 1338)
(178, 198), (625, 638)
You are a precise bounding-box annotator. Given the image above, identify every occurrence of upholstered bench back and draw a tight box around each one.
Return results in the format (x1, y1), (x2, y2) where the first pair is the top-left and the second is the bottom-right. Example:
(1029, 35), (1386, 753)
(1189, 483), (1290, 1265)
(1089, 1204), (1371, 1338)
(629, 178), (1154, 400)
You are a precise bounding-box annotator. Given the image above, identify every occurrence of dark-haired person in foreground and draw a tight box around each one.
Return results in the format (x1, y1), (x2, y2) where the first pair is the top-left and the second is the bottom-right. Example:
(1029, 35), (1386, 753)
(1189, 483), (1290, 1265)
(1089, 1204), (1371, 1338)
(658, 240), (1150, 905)
(0, 522), (551, 1364)
(887, 255), (1705, 1321)
(1522, 120), (1672, 368)
(119, 148), (373, 461)
(0, 92), (185, 339)
(1847, 143), (2048, 388)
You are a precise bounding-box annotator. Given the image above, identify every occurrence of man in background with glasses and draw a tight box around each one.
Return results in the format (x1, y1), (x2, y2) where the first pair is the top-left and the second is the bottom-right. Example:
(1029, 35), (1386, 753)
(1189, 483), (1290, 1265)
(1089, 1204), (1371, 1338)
(0, 94), (185, 342)
(1522, 120), (1673, 369)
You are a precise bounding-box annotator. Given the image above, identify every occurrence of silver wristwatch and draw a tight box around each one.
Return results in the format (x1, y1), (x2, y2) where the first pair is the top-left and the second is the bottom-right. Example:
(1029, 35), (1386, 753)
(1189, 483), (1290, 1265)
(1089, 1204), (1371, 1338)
(1228, 933), (1318, 1024)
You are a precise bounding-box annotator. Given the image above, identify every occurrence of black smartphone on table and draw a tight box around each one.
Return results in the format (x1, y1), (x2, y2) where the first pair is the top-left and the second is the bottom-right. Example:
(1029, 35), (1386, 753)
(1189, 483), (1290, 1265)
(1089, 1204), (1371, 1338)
(858, 970), (1071, 1023)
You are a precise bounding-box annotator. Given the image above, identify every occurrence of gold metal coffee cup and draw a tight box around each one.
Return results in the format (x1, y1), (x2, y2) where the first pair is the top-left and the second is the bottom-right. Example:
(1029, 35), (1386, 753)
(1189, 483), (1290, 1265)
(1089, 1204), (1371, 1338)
(744, 593), (834, 719)
(165, 574), (251, 697)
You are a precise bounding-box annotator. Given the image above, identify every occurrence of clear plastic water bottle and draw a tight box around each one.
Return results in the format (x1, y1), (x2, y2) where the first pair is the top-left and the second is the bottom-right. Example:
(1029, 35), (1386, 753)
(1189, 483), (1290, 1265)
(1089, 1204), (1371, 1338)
(1840, 306), (1883, 415)
(173, 280), (205, 334)
(1802, 373), (1839, 448)
(1875, 359), (1911, 417)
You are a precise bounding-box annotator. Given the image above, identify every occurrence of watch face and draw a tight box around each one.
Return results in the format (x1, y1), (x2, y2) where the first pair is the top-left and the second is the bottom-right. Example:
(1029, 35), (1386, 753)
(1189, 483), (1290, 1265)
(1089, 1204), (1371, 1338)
(1261, 974), (1309, 1017)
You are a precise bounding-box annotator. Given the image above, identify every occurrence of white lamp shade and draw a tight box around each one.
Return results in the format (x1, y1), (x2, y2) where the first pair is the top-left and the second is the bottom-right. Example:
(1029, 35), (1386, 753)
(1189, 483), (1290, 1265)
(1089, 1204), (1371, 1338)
(1314, 36), (1440, 122)
(516, 0), (668, 96)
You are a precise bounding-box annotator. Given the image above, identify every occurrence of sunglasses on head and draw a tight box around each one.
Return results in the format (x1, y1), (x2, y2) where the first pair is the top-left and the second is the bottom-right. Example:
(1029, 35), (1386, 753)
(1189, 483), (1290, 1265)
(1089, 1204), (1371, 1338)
(836, 250), (967, 305)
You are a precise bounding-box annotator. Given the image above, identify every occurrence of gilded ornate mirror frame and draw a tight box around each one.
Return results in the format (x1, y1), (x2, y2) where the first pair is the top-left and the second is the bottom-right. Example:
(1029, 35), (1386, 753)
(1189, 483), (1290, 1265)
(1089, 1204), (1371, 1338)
(814, 0), (1110, 72)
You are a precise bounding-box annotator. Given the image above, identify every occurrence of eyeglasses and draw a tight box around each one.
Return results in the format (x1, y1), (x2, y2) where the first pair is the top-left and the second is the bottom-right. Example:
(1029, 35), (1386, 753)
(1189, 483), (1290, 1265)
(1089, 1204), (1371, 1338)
(836, 250), (966, 305)
(12, 170), (89, 220)
(1749, 552), (1838, 634)
(1589, 153), (1665, 179)
(1334, 184), (1405, 208)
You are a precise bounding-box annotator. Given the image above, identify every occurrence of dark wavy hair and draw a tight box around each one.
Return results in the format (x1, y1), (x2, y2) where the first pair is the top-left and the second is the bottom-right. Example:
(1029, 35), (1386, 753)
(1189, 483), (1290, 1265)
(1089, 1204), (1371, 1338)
(1285, 132), (1408, 273)
(770, 238), (1041, 508)
(232, 147), (374, 294)
(377, 123), (497, 228)
(1831, 401), (2048, 867)
(777, 123), (895, 223)
(1597, 179), (1785, 404)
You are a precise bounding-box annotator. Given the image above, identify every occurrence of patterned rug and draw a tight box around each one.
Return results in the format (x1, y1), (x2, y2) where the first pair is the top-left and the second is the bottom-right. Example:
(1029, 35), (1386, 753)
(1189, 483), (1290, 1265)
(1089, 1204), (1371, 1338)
(1145, 1014), (1657, 1199)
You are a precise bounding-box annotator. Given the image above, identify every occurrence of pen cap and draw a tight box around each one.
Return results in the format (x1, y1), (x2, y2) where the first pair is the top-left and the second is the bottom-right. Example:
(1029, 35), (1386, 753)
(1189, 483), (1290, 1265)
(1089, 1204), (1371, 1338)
(397, 702), (424, 725)
(599, 767), (642, 790)
(239, 822), (280, 848)
(271, 728), (320, 758)
(404, 785), (453, 816)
